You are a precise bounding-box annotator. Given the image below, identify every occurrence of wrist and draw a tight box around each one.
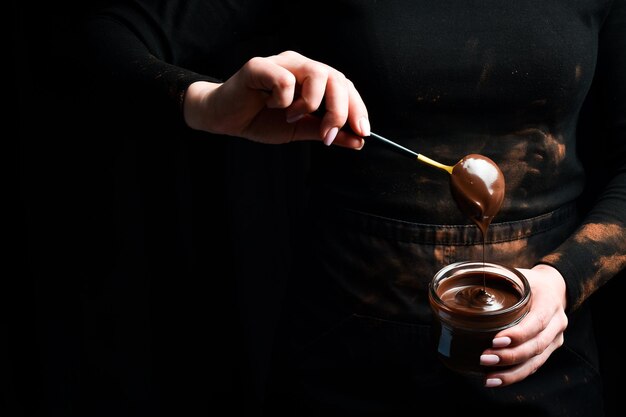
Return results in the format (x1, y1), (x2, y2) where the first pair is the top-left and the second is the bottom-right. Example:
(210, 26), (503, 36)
(532, 263), (568, 310)
(183, 81), (221, 132)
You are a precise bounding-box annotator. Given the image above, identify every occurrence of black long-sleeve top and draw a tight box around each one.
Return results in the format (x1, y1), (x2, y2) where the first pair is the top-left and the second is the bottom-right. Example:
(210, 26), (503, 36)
(83, 0), (625, 312)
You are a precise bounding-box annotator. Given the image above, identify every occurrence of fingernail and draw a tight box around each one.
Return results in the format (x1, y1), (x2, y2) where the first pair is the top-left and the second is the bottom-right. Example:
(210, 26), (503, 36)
(286, 113), (304, 124)
(324, 127), (339, 146)
(492, 337), (512, 348)
(485, 378), (502, 388)
(480, 354), (500, 366)
(358, 117), (371, 137)
(355, 138), (365, 150)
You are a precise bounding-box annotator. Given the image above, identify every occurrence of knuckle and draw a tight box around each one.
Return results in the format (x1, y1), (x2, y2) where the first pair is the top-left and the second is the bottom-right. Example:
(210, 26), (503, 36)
(275, 72), (296, 90)
(329, 69), (347, 83)
(280, 50), (300, 59)
(556, 334), (565, 347)
(530, 355), (546, 375)
(245, 56), (265, 71)
(303, 62), (328, 79)
(530, 363), (540, 375)
(503, 350), (518, 364)
(536, 312), (549, 331)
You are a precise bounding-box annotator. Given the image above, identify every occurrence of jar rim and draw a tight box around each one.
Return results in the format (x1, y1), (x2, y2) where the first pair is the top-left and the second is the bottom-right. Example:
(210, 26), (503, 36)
(428, 261), (532, 319)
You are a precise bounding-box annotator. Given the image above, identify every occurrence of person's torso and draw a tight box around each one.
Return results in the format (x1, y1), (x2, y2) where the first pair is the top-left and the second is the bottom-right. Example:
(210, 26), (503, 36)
(288, 0), (609, 224)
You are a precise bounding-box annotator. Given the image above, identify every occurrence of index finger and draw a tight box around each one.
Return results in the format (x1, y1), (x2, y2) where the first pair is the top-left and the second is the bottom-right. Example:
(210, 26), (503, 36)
(268, 51), (369, 141)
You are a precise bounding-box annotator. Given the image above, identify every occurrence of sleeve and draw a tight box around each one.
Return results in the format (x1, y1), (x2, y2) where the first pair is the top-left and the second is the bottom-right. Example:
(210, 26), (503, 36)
(539, 0), (626, 313)
(81, 0), (282, 123)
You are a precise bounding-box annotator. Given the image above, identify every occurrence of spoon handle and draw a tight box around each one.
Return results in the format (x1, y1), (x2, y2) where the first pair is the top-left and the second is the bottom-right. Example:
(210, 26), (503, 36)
(368, 132), (418, 159)
(367, 132), (454, 174)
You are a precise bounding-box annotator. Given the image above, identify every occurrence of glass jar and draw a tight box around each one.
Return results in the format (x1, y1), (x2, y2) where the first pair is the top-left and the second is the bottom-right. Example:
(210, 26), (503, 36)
(428, 261), (531, 377)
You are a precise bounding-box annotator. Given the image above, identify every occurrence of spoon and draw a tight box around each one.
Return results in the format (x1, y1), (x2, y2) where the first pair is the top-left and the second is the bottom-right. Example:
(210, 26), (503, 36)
(366, 131), (505, 234)
(368, 132), (454, 174)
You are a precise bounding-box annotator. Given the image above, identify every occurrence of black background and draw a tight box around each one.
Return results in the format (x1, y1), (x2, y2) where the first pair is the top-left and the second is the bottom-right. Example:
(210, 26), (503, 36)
(9, 1), (623, 416)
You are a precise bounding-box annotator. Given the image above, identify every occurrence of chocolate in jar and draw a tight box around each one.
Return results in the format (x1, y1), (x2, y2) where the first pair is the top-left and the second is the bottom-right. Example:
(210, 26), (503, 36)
(428, 261), (531, 377)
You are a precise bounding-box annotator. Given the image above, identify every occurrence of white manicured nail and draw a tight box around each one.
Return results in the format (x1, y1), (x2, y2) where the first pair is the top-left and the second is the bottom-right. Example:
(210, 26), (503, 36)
(324, 127), (339, 146)
(480, 354), (500, 366)
(492, 337), (512, 348)
(485, 378), (502, 388)
(359, 117), (371, 136)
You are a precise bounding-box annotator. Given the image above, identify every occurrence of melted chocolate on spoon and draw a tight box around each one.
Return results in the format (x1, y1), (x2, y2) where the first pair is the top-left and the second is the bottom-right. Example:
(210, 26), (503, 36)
(450, 154), (505, 236)
(449, 154), (506, 304)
